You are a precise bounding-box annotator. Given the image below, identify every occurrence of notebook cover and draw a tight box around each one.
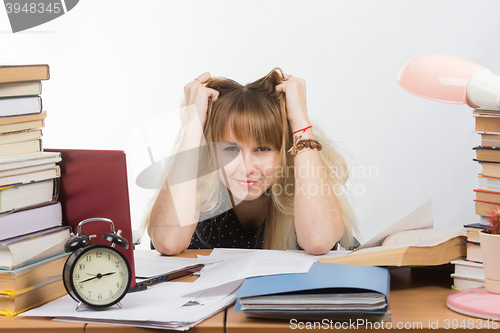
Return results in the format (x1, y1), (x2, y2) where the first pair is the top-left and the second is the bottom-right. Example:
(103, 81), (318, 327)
(44, 149), (136, 288)
(234, 262), (390, 314)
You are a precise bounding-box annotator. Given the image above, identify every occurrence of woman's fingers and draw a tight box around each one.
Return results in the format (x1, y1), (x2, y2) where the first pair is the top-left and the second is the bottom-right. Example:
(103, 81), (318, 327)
(191, 72), (218, 101)
(276, 75), (306, 91)
(185, 72), (211, 91)
(183, 72), (218, 126)
(195, 72), (211, 84)
(207, 88), (219, 102)
(276, 73), (293, 92)
(274, 74), (309, 125)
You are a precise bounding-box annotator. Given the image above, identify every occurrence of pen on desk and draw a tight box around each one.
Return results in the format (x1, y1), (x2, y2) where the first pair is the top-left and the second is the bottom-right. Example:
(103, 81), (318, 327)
(128, 264), (205, 293)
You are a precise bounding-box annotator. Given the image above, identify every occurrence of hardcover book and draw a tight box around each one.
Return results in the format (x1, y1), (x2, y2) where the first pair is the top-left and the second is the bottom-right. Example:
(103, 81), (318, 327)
(0, 65), (49, 85)
(0, 226), (69, 269)
(0, 96), (42, 117)
(0, 81), (41, 98)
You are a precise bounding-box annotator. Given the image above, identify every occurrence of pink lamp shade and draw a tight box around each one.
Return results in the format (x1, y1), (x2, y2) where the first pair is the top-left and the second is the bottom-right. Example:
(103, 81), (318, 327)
(396, 54), (500, 110)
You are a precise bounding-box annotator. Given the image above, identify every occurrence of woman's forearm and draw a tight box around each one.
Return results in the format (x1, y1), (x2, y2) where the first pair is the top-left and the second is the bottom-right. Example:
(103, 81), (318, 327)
(291, 122), (344, 255)
(148, 116), (205, 255)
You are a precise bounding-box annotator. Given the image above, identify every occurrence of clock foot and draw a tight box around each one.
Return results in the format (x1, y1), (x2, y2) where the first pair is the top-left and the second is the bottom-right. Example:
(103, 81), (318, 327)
(116, 302), (123, 309)
(76, 301), (84, 312)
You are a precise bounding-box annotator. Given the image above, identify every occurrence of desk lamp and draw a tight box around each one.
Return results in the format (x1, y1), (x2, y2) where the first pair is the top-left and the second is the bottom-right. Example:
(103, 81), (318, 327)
(396, 54), (500, 110)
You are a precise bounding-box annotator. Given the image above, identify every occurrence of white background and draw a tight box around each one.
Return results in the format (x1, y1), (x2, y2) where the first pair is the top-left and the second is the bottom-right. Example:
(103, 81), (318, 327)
(1, 0), (498, 249)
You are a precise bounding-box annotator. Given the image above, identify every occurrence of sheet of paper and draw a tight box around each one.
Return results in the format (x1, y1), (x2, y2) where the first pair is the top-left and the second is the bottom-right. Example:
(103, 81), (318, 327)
(195, 257), (248, 285)
(246, 252), (315, 277)
(134, 250), (221, 277)
(159, 280), (241, 322)
(383, 226), (467, 246)
(353, 226), (467, 254)
(357, 199), (434, 250)
(189, 249), (315, 293)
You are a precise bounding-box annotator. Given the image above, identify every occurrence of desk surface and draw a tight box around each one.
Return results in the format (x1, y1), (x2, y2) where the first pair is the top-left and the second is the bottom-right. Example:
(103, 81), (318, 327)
(0, 316), (85, 333)
(2, 251), (495, 332)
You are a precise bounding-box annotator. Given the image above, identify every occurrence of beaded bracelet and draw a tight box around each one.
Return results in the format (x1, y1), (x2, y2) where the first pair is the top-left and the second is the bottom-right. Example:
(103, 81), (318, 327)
(287, 134), (322, 156)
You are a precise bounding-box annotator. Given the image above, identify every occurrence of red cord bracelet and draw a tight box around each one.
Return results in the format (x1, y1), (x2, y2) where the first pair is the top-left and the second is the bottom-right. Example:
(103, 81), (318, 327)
(292, 125), (312, 135)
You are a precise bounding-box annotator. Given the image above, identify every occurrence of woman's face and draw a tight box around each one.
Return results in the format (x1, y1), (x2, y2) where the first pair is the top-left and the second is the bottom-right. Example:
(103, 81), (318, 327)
(215, 131), (280, 201)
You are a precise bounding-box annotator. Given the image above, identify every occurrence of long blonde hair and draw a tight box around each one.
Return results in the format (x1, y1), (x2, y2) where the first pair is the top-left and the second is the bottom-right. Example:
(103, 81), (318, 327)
(145, 68), (358, 249)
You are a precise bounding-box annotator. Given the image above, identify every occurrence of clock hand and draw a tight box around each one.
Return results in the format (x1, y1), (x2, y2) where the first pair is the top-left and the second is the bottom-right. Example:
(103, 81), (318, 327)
(79, 272), (116, 284)
(80, 275), (99, 283)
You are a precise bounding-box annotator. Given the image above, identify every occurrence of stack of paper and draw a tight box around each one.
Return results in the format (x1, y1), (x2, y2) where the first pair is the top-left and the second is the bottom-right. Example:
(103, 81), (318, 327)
(22, 280), (239, 330)
(239, 293), (387, 311)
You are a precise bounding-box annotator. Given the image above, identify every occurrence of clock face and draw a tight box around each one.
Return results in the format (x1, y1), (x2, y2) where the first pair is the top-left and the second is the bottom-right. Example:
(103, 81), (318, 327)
(67, 245), (131, 307)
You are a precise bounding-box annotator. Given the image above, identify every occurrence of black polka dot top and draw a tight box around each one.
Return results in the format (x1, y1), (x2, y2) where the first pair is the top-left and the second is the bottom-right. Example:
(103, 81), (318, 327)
(188, 208), (265, 249)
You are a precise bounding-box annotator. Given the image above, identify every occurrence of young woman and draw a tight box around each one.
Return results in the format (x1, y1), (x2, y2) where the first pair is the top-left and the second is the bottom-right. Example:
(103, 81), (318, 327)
(146, 68), (358, 255)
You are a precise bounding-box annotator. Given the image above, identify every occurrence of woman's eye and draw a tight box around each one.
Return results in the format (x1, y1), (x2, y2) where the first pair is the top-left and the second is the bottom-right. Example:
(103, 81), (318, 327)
(224, 146), (240, 152)
(257, 146), (271, 152)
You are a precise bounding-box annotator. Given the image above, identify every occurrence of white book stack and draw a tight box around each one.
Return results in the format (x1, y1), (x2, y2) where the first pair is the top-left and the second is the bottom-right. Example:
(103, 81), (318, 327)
(451, 260), (485, 290)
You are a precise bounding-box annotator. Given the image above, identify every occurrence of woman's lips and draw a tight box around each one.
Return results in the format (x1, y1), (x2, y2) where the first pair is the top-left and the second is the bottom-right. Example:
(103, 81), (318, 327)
(235, 179), (260, 188)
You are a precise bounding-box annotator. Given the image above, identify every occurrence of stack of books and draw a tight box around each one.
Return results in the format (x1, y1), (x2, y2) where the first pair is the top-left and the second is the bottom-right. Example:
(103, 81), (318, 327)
(473, 108), (500, 218)
(0, 65), (70, 316)
(451, 224), (486, 290)
(449, 108), (500, 291)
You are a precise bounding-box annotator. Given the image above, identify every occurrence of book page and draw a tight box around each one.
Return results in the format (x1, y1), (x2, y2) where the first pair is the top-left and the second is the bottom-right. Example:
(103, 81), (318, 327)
(357, 200), (434, 250)
(347, 226), (467, 256)
(382, 226), (467, 247)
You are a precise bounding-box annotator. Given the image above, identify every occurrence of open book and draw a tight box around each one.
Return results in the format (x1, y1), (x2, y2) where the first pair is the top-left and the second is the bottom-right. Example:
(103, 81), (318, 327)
(319, 201), (467, 266)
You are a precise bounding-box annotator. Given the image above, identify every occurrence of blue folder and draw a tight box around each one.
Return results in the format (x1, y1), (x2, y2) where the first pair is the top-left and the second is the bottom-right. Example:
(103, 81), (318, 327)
(234, 262), (390, 314)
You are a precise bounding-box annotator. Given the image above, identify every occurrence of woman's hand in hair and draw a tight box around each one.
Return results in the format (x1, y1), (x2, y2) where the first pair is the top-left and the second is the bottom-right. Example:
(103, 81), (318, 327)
(275, 74), (310, 131)
(184, 72), (220, 127)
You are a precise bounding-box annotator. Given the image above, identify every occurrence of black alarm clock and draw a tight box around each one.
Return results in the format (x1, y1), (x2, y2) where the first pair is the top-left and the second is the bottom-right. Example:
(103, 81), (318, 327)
(63, 218), (132, 311)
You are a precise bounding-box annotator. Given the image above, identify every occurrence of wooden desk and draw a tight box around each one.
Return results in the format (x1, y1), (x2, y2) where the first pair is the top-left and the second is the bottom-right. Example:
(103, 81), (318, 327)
(0, 316), (85, 333)
(226, 266), (494, 332)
